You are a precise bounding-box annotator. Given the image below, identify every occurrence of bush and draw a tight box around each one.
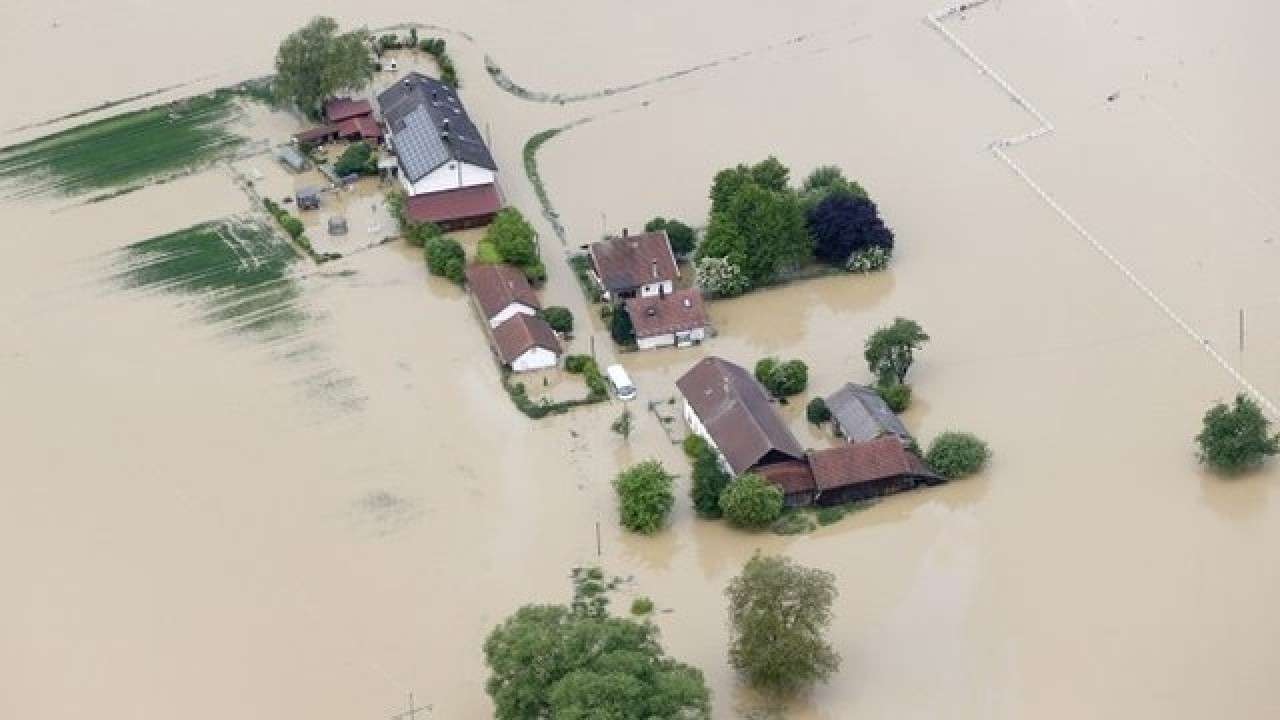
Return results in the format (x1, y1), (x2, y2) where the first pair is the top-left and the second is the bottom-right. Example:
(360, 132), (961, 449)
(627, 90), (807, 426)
(806, 397), (831, 424)
(334, 141), (376, 177)
(520, 261), (547, 285)
(564, 354), (591, 374)
(485, 207), (539, 266)
(846, 245), (891, 273)
(538, 306), (572, 334)
(613, 460), (676, 534)
(378, 34), (401, 50)
(876, 382), (911, 413)
(686, 435), (731, 519)
(925, 432), (991, 479)
(1195, 394), (1280, 474)
(720, 474), (784, 529)
(281, 214), (305, 239)
(610, 302), (635, 346)
(771, 509), (815, 535)
(475, 241), (502, 264)
(695, 256), (751, 297)
(424, 236), (465, 283)
(582, 359), (607, 400)
(404, 221), (442, 248)
(630, 597), (655, 615)
(755, 357), (808, 399)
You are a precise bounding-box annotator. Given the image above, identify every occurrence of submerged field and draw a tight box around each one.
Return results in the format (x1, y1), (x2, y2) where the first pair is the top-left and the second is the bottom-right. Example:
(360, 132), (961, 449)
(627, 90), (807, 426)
(0, 89), (249, 200)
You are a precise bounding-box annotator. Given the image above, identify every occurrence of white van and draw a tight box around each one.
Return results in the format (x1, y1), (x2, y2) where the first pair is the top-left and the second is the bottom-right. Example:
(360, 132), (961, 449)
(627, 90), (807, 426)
(605, 364), (637, 401)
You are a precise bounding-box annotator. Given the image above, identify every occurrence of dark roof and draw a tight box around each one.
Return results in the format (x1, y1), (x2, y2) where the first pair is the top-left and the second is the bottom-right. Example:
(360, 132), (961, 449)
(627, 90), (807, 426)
(826, 383), (913, 443)
(377, 73), (497, 183)
(626, 290), (709, 339)
(293, 125), (338, 142)
(465, 263), (540, 320)
(676, 356), (805, 475)
(406, 184), (501, 226)
(808, 436), (939, 491)
(337, 115), (383, 139)
(756, 461), (816, 496)
(589, 231), (679, 292)
(491, 313), (561, 364)
(324, 97), (373, 122)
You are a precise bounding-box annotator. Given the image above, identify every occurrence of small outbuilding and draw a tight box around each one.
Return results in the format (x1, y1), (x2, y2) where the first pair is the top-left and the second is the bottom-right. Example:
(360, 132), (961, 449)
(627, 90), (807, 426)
(491, 313), (562, 373)
(295, 187), (321, 210)
(826, 382), (914, 445)
(327, 216), (348, 235)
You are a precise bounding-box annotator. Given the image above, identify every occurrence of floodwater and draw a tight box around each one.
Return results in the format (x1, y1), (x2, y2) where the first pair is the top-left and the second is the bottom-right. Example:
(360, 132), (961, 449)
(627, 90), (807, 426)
(2, 0), (1279, 718)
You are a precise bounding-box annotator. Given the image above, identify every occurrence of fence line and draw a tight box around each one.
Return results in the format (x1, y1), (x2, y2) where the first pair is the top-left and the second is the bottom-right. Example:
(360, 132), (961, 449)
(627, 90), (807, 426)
(926, 1), (1278, 418)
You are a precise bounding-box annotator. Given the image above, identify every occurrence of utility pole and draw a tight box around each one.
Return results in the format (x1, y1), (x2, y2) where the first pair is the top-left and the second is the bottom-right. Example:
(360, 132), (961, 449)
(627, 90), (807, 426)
(595, 521), (602, 557)
(1239, 307), (1245, 353)
(391, 692), (431, 720)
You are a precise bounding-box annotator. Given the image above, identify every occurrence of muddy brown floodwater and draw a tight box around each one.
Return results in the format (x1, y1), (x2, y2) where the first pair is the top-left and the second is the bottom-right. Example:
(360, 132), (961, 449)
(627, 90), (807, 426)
(2, 0), (1279, 718)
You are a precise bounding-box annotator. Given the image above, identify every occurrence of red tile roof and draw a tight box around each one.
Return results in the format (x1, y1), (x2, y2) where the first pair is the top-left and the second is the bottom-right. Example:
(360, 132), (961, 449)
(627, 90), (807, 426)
(589, 231), (679, 292)
(337, 115), (383, 139)
(756, 461), (816, 496)
(406, 184), (502, 226)
(293, 125), (337, 142)
(491, 313), (561, 364)
(808, 436), (939, 491)
(625, 289), (709, 339)
(676, 357), (805, 475)
(324, 97), (373, 122)
(465, 263), (540, 321)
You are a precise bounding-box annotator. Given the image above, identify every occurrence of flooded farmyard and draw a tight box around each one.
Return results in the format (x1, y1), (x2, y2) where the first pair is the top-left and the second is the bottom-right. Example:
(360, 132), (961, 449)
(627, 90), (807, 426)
(2, 0), (1278, 718)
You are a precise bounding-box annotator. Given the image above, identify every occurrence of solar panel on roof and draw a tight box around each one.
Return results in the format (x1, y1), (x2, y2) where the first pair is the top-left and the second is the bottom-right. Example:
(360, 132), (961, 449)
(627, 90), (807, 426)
(395, 106), (450, 181)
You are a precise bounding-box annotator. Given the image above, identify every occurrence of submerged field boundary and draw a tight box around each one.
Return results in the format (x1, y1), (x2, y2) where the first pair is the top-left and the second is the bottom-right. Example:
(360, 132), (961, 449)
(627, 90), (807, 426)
(927, 0), (1279, 419)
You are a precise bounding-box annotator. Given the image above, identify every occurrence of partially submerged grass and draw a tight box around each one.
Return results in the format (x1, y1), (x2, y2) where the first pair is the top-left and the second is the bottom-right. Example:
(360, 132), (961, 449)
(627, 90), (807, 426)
(0, 89), (247, 199)
(110, 217), (304, 336)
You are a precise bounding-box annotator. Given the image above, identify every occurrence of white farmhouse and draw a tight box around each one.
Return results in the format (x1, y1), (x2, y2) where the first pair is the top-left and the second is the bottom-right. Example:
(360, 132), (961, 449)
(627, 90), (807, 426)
(588, 229), (680, 301)
(465, 263), (540, 330)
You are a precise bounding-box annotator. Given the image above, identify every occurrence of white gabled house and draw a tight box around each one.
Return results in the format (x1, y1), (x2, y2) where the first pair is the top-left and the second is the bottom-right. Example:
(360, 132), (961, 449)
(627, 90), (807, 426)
(588, 229), (680, 301)
(465, 264), (540, 329)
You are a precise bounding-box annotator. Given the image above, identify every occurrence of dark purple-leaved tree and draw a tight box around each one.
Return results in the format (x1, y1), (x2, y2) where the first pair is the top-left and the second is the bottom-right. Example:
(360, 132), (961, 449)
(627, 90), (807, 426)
(806, 194), (894, 267)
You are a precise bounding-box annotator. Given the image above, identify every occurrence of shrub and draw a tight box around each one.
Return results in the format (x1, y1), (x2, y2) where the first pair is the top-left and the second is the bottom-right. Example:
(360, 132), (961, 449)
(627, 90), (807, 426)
(683, 434), (708, 458)
(720, 474), (784, 529)
(535, 307), (571, 335)
(695, 256), (751, 297)
(645, 216), (696, 256)
(687, 435), (731, 518)
(876, 382), (911, 413)
(925, 432), (991, 479)
(564, 354), (591, 374)
(486, 207), (539, 266)
(610, 302), (635, 346)
(404, 221), (442, 248)
(755, 357), (808, 399)
(281, 215), (305, 239)
(520, 261), (547, 285)
(806, 397), (831, 424)
(424, 236), (465, 283)
(846, 245), (891, 273)
(771, 510), (815, 535)
(334, 141), (375, 177)
(613, 460), (676, 534)
(815, 505), (848, 526)
(630, 597), (655, 615)
(582, 359), (607, 400)
(1195, 394), (1280, 475)
(378, 34), (401, 50)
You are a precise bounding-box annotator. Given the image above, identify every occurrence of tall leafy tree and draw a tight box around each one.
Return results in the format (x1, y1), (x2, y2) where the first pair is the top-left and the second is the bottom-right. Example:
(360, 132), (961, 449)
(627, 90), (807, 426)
(485, 207), (539, 267)
(806, 193), (894, 267)
(704, 184), (809, 286)
(864, 317), (929, 386)
(1195, 394), (1279, 475)
(685, 435), (731, 518)
(726, 554), (840, 695)
(708, 157), (791, 214)
(274, 17), (374, 117)
(613, 460), (675, 533)
(799, 165), (867, 211)
(485, 574), (711, 719)
(645, 216), (696, 256)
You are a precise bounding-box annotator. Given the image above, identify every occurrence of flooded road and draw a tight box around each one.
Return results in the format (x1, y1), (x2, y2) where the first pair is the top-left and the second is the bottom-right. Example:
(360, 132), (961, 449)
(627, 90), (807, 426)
(2, 0), (1279, 718)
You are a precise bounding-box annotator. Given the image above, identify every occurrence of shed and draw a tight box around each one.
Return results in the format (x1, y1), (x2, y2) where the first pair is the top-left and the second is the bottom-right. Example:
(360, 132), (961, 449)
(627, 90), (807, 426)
(808, 437), (942, 506)
(295, 187), (321, 210)
(275, 145), (310, 173)
(826, 383), (913, 445)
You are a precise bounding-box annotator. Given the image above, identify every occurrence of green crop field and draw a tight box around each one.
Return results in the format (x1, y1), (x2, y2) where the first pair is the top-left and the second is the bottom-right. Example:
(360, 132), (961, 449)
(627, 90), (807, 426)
(0, 90), (248, 199)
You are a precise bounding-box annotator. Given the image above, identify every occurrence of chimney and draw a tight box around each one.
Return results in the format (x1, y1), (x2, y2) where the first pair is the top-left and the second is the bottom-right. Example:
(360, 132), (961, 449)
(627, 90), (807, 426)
(651, 259), (658, 279)
(622, 227), (629, 238)
(646, 306), (657, 317)
(682, 297), (692, 308)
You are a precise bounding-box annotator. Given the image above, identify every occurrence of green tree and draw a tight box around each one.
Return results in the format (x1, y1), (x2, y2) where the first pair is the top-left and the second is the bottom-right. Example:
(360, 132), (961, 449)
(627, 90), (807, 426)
(613, 460), (675, 534)
(726, 554), (840, 696)
(273, 17), (374, 117)
(334, 141), (375, 176)
(799, 165), (867, 211)
(485, 207), (539, 267)
(423, 235), (465, 283)
(685, 435), (731, 518)
(701, 184), (809, 286)
(484, 575), (711, 720)
(806, 397), (831, 425)
(719, 474), (784, 529)
(540, 306), (574, 334)
(754, 357), (809, 399)
(875, 381), (911, 413)
(1195, 394), (1279, 475)
(864, 317), (930, 386)
(925, 431), (990, 479)
(645, 216), (696, 256)
(610, 303), (636, 346)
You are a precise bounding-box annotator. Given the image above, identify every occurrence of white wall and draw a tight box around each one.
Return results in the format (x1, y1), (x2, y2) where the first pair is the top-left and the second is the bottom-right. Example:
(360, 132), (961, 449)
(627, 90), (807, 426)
(638, 280), (674, 298)
(511, 346), (559, 373)
(636, 326), (706, 351)
(683, 400), (732, 473)
(489, 303), (537, 329)
(400, 162), (496, 196)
